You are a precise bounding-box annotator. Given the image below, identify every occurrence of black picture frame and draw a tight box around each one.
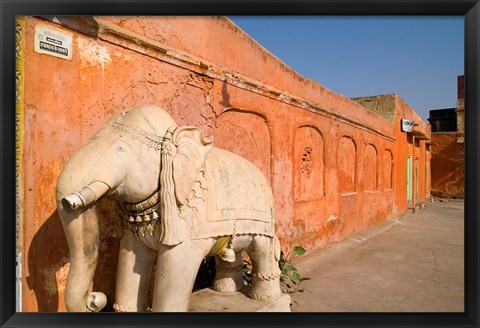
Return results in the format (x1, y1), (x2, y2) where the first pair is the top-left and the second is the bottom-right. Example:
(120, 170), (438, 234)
(1, 1), (478, 327)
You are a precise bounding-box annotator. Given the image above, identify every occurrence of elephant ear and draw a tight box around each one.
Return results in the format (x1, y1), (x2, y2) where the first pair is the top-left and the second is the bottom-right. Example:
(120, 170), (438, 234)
(158, 126), (212, 246)
(172, 126), (213, 205)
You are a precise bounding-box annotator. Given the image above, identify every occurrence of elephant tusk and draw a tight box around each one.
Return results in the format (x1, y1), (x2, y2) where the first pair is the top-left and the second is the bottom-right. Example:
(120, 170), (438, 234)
(86, 292), (107, 312)
(62, 193), (86, 212)
(62, 181), (111, 213)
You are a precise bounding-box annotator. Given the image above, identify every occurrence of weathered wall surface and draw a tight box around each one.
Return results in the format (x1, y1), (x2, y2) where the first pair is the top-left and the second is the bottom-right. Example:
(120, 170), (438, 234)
(430, 134), (464, 198)
(18, 16), (431, 312)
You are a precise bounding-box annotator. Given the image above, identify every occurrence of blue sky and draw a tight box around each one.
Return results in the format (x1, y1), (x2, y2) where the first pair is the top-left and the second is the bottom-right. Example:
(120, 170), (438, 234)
(229, 16), (464, 121)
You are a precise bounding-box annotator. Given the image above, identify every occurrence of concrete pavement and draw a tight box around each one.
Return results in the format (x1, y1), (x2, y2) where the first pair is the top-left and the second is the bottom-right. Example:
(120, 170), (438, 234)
(290, 200), (464, 312)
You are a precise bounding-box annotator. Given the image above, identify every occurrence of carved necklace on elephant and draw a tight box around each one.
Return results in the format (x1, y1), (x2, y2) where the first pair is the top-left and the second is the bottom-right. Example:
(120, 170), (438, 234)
(116, 190), (162, 237)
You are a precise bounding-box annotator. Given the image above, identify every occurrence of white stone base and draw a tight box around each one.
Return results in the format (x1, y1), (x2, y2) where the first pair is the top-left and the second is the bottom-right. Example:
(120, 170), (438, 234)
(188, 287), (291, 312)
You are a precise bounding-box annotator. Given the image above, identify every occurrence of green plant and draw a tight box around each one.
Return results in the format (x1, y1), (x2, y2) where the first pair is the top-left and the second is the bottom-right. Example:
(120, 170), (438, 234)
(241, 245), (310, 306)
(278, 246), (310, 302)
(241, 256), (253, 285)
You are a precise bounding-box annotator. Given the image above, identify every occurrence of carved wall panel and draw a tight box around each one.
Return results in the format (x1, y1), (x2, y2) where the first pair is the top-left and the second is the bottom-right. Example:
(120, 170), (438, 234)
(338, 136), (356, 193)
(214, 109), (271, 181)
(364, 144), (378, 191)
(384, 150), (394, 190)
(293, 126), (325, 201)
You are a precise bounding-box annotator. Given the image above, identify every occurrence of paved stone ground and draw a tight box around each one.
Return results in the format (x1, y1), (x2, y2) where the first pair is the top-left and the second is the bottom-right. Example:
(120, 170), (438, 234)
(290, 200), (464, 312)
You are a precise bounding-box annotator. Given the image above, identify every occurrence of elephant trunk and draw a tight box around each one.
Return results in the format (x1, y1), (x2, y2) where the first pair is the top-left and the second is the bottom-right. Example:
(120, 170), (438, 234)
(58, 203), (107, 312)
(56, 140), (125, 312)
(59, 181), (111, 311)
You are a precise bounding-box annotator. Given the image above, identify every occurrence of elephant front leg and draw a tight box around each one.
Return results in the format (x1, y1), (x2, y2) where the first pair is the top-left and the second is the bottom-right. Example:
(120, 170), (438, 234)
(151, 239), (214, 312)
(114, 230), (156, 312)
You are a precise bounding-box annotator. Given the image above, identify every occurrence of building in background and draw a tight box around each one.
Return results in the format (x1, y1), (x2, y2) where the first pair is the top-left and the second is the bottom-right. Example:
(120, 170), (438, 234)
(16, 16), (431, 311)
(427, 75), (465, 199)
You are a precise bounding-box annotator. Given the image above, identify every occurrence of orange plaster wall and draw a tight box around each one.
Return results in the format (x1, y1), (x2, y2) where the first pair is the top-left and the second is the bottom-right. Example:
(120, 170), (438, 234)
(20, 16), (430, 312)
(209, 82), (399, 251)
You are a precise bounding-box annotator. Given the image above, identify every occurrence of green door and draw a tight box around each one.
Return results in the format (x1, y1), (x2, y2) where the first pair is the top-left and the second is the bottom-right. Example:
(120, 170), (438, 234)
(407, 156), (413, 202)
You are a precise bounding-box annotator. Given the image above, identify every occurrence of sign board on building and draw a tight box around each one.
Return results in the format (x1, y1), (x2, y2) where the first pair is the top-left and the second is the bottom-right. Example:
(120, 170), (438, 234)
(34, 25), (73, 61)
(401, 119), (415, 133)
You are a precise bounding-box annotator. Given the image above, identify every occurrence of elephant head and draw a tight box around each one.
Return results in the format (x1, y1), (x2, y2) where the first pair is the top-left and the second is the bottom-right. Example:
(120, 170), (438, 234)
(56, 105), (212, 312)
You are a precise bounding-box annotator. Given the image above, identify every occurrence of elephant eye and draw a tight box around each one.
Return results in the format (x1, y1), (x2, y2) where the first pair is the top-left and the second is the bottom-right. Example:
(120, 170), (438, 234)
(116, 144), (127, 152)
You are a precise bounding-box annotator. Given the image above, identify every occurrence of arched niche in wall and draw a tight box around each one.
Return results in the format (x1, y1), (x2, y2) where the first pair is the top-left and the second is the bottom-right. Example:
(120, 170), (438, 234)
(213, 108), (271, 181)
(364, 143), (378, 191)
(383, 149), (394, 190)
(338, 136), (357, 193)
(293, 125), (325, 202)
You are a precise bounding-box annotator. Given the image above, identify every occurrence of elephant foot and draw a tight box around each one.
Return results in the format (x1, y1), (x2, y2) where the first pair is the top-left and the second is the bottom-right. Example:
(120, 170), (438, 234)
(248, 275), (282, 303)
(113, 303), (150, 312)
(248, 290), (281, 302)
(248, 290), (281, 303)
(213, 253), (244, 293)
(212, 273), (243, 293)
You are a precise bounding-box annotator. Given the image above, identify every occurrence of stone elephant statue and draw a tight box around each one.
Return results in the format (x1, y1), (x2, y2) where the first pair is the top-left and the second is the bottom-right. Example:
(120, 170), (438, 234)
(56, 105), (282, 312)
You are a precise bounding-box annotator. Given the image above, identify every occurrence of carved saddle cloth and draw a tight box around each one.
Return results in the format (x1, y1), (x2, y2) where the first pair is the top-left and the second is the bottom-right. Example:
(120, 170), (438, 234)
(188, 148), (275, 240)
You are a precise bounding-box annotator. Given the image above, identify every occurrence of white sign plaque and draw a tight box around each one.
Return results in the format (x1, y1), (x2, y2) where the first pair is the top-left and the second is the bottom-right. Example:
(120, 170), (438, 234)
(401, 119), (415, 133)
(34, 25), (73, 60)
